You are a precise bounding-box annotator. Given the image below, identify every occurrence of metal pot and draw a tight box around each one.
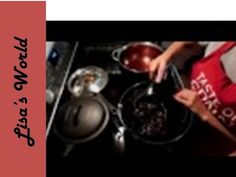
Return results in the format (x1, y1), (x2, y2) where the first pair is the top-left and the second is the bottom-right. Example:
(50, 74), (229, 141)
(54, 93), (110, 156)
(113, 65), (193, 152)
(67, 66), (109, 97)
(112, 42), (163, 73)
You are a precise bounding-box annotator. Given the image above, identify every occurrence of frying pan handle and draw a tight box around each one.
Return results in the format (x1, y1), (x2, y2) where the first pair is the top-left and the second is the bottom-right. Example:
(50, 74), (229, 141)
(113, 126), (125, 154)
(111, 48), (123, 61)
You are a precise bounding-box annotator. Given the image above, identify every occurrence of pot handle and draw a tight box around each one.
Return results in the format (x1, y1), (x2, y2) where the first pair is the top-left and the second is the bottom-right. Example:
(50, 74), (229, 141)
(111, 48), (123, 61)
(100, 95), (126, 153)
(113, 126), (125, 154)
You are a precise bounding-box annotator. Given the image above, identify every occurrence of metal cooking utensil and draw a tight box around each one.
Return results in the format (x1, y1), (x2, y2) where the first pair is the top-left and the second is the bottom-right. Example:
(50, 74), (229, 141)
(67, 66), (109, 97)
(133, 62), (171, 104)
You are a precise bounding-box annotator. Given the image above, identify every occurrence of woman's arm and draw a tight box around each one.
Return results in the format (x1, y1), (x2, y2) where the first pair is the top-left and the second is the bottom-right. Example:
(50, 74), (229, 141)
(174, 89), (236, 143)
(160, 41), (202, 62)
(149, 41), (202, 82)
(201, 108), (236, 143)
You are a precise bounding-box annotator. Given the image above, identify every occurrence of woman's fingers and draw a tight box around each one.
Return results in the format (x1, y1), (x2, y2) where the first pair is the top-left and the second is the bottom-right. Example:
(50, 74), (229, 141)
(173, 89), (195, 106)
(149, 57), (167, 83)
(173, 91), (190, 106)
(155, 61), (166, 83)
(149, 59), (159, 80)
(174, 89), (209, 120)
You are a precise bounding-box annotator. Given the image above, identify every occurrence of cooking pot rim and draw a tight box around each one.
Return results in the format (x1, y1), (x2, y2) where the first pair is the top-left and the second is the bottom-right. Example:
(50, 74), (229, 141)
(120, 41), (164, 52)
(125, 111), (193, 145)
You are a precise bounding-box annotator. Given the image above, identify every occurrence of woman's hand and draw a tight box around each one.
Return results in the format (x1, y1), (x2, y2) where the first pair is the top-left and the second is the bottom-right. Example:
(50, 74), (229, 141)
(148, 42), (202, 83)
(149, 54), (168, 83)
(174, 89), (236, 143)
(173, 89), (209, 121)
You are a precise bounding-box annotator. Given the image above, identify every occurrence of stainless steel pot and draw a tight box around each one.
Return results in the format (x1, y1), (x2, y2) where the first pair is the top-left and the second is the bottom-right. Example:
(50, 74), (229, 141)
(67, 66), (109, 97)
(112, 42), (163, 73)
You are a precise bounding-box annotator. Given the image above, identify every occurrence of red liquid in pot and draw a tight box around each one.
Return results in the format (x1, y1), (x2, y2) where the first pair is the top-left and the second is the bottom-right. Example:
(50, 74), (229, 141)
(122, 44), (162, 72)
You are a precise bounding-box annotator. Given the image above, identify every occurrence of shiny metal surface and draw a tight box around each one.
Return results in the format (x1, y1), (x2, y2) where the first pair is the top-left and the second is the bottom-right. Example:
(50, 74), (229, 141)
(67, 66), (108, 97)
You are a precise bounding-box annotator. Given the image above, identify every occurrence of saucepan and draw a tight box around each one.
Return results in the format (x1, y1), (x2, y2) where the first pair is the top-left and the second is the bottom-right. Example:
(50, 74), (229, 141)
(111, 41), (163, 73)
(67, 66), (109, 97)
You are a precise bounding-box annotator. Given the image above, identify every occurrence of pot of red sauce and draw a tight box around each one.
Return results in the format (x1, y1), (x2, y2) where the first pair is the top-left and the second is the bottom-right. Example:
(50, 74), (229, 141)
(111, 42), (163, 73)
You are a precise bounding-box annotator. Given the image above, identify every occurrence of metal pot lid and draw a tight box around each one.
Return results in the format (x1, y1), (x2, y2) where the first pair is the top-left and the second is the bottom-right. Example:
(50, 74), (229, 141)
(55, 95), (109, 143)
(67, 66), (109, 97)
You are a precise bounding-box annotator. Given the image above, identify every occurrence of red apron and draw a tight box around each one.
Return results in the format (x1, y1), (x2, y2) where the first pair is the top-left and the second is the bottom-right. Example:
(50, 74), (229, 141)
(190, 42), (236, 134)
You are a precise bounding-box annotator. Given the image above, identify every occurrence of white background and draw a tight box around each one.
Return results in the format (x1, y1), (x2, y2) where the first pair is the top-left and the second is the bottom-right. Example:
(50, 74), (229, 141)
(46, 0), (236, 20)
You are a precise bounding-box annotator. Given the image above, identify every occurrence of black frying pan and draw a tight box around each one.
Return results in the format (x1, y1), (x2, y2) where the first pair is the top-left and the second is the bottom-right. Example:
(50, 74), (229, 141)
(113, 66), (193, 151)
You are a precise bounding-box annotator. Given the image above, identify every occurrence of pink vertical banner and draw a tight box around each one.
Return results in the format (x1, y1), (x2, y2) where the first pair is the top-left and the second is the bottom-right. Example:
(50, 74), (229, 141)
(0, 1), (46, 177)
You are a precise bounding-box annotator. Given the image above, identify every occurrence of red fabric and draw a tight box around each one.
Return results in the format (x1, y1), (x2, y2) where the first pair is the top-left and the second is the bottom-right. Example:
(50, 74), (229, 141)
(190, 42), (236, 133)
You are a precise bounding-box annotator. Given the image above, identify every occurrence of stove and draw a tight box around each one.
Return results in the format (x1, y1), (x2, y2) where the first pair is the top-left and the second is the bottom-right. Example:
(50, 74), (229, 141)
(47, 42), (195, 176)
